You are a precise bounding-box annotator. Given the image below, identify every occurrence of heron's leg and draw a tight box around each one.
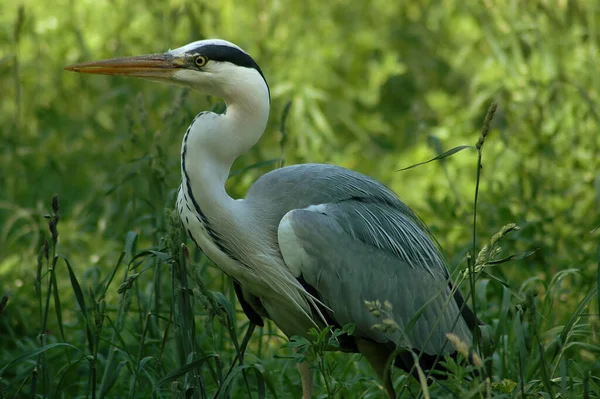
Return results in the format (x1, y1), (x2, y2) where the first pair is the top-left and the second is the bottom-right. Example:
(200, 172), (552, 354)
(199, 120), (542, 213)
(355, 338), (395, 398)
(297, 361), (314, 399)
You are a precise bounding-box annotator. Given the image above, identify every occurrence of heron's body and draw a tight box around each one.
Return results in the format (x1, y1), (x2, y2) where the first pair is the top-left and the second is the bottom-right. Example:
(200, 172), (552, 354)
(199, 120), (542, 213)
(178, 151), (475, 347)
(66, 38), (481, 397)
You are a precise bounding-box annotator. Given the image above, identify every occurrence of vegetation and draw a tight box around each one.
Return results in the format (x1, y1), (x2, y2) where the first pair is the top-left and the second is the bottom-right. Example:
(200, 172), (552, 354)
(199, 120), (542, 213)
(1, 0), (599, 397)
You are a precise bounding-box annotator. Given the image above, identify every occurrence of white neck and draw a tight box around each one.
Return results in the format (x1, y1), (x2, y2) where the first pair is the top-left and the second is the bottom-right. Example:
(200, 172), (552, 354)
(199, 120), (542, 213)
(176, 62), (322, 324)
(181, 67), (270, 212)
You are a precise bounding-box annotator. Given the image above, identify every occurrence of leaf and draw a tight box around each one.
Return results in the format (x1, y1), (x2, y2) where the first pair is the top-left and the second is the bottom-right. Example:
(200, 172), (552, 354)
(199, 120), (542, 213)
(214, 364), (268, 399)
(396, 145), (476, 172)
(131, 250), (172, 263)
(98, 360), (127, 398)
(342, 323), (356, 335)
(0, 343), (82, 375)
(559, 283), (598, 345)
(410, 351), (430, 399)
(536, 339), (555, 398)
(104, 315), (136, 364)
(99, 252), (126, 300)
(597, 241), (600, 320)
(55, 355), (94, 397)
(138, 356), (155, 372)
(51, 270), (66, 342)
(104, 170), (139, 195)
(154, 354), (218, 388)
(481, 271), (512, 288)
(57, 254), (94, 354)
(124, 231), (138, 264)
(286, 338), (309, 349)
(486, 250), (537, 265)
(513, 311), (529, 373)
(211, 292), (237, 332)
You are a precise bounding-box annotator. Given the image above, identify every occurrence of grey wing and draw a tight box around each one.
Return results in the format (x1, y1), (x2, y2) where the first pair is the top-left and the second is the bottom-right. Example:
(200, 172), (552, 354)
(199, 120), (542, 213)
(278, 199), (473, 356)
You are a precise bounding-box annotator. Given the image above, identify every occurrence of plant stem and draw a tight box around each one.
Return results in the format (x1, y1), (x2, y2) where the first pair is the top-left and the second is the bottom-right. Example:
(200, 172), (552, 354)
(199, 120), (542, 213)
(469, 102), (497, 355)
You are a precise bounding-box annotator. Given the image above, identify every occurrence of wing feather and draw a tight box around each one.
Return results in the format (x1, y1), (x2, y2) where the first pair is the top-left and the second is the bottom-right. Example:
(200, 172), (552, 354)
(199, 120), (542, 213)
(278, 200), (473, 356)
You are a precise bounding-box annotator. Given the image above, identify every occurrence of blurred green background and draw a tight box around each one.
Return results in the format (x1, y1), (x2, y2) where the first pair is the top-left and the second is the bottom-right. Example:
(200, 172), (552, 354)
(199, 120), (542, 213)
(1, 0), (599, 397)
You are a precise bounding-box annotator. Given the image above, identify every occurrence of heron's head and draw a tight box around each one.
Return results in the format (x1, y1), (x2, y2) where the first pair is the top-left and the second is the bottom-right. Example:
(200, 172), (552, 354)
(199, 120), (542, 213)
(65, 39), (270, 105)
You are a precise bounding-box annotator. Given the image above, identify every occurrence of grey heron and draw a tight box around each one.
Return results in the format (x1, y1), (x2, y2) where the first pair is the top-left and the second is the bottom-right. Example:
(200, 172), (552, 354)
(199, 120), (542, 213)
(65, 39), (481, 398)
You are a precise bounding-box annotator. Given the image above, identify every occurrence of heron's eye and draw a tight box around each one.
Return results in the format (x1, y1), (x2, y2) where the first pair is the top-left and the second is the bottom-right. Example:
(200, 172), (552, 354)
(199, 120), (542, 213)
(194, 55), (208, 68)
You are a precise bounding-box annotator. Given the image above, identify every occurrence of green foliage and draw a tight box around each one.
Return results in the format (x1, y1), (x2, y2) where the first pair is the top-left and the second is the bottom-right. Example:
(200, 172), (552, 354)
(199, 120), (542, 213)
(285, 324), (356, 398)
(1, 0), (599, 398)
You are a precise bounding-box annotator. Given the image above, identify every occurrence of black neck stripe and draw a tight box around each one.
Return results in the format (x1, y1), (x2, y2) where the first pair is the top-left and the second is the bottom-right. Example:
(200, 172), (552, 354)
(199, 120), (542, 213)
(180, 115), (251, 268)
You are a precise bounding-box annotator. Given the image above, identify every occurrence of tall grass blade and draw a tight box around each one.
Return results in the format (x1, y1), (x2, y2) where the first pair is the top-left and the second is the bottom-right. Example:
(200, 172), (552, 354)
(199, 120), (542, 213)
(396, 145), (475, 172)
(58, 254), (94, 354)
(103, 316), (135, 363)
(98, 360), (127, 398)
(410, 351), (430, 399)
(154, 354), (218, 388)
(12, 367), (35, 399)
(214, 364), (270, 399)
(124, 231), (138, 263)
(468, 102), (498, 355)
(50, 273), (66, 343)
(98, 251), (132, 399)
(0, 296), (7, 315)
(485, 250), (537, 265)
(0, 343), (82, 375)
(98, 252), (126, 300)
(278, 100), (292, 168)
(54, 355), (90, 396)
(597, 241), (599, 318)
(536, 339), (555, 397)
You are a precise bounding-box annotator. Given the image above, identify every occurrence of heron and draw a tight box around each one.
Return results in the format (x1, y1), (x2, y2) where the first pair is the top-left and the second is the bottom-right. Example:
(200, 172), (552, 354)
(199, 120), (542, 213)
(65, 39), (481, 398)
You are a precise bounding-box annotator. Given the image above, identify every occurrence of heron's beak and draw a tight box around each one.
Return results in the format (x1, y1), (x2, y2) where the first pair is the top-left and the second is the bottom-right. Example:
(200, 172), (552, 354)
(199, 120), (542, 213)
(64, 53), (183, 78)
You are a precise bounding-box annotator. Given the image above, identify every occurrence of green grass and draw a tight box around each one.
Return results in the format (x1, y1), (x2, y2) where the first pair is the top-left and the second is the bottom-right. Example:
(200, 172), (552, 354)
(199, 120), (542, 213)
(1, 102), (598, 398)
(1, 1), (599, 398)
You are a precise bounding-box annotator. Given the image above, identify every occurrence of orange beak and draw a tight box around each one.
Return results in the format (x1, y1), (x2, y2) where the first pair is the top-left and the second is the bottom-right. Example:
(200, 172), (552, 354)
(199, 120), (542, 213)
(64, 53), (183, 78)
